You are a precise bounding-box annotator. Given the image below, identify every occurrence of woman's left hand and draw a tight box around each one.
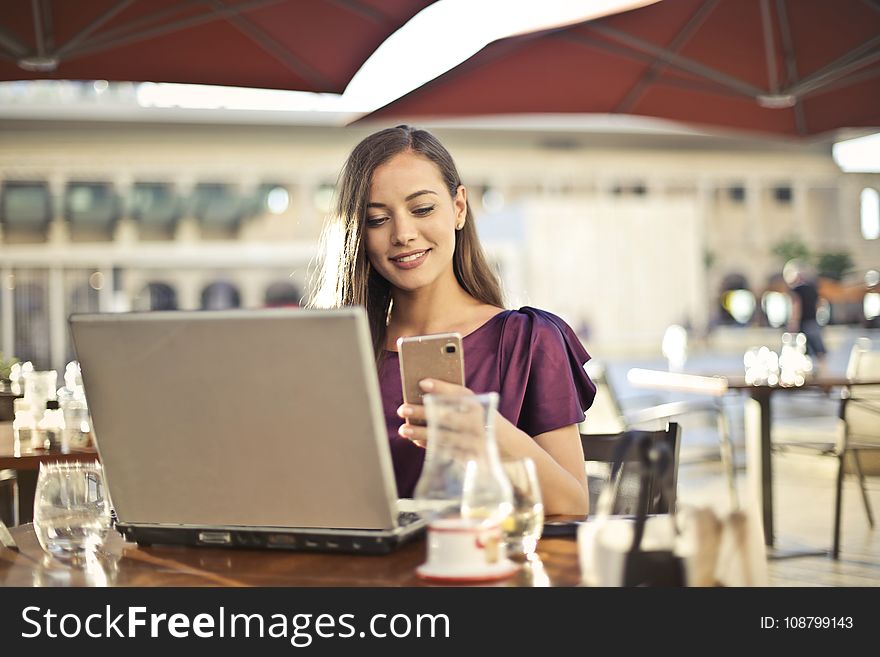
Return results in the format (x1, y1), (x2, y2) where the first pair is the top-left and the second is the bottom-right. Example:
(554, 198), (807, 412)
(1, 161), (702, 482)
(396, 378), (474, 447)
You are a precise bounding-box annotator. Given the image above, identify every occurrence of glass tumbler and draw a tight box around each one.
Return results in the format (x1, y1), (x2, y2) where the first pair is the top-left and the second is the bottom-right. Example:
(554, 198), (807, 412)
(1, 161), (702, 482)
(33, 461), (111, 562)
(500, 457), (544, 558)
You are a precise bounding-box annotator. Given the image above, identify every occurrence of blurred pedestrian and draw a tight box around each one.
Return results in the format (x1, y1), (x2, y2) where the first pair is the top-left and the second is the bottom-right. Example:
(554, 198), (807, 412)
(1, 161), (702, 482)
(783, 259), (827, 371)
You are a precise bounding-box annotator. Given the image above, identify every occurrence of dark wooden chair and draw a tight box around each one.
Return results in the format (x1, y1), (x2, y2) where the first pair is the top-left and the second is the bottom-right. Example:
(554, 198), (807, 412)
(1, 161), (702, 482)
(0, 390), (19, 422)
(581, 423), (681, 516)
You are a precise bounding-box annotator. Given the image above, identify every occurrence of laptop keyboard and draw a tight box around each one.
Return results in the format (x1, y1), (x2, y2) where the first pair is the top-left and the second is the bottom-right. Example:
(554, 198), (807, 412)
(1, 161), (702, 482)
(397, 511), (423, 527)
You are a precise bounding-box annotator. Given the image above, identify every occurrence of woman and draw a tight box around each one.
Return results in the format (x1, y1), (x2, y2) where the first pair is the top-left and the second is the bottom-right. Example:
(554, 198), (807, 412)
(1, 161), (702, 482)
(311, 125), (595, 516)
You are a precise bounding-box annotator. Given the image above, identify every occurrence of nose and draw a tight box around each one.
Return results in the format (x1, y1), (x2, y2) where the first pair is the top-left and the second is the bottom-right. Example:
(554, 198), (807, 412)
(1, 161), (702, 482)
(390, 216), (418, 246)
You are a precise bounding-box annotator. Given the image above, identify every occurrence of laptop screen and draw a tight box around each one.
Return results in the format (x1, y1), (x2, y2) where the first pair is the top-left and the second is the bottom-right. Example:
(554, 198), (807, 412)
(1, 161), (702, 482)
(70, 308), (400, 531)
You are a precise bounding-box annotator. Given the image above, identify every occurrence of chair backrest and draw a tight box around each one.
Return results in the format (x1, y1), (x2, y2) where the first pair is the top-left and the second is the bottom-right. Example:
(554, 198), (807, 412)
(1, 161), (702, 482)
(581, 423), (681, 516)
(845, 337), (872, 380)
(581, 361), (627, 434)
(848, 340), (880, 389)
(844, 339), (880, 443)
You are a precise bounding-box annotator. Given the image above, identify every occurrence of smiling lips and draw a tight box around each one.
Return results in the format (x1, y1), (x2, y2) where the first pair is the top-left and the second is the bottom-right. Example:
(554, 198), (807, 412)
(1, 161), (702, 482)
(390, 249), (430, 269)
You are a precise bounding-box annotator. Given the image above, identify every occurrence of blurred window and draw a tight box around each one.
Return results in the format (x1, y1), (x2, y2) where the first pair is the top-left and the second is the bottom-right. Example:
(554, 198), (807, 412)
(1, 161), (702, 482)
(1, 181), (51, 230)
(312, 182), (335, 214)
(761, 291), (790, 328)
(66, 182), (118, 229)
(865, 293), (880, 322)
(134, 282), (178, 311)
(861, 187), (879, 240)
(201, 281), (240, 310)
(728, 186), (745, 203)
(264, 281), (300, 307)
(723, 289), (756, 325)
(261, 184), (290, 215)
(66, 271), (101, 362)
(11, 271), (50, 368)
(132, 183), (180, 228)
(773, 186), (792, 203)
(193, 183), (242, 230)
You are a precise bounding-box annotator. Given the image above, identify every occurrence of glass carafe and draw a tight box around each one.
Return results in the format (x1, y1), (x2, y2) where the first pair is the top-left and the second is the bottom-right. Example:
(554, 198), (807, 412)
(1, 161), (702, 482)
(413, 393), (518, 581)
(414, 392), (513, 523)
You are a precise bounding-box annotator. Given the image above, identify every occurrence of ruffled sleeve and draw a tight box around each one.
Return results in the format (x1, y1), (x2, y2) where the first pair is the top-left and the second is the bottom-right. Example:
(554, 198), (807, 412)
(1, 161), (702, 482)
(496, 307), (596, 437)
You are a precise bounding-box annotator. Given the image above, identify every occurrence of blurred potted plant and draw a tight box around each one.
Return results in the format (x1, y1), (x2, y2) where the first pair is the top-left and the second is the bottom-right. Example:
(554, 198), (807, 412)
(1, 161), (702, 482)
(771, 236), (810, 265)
(0, 352), (19, 422)
(815, 251), (854, 281)
(0, 352), (18, 390)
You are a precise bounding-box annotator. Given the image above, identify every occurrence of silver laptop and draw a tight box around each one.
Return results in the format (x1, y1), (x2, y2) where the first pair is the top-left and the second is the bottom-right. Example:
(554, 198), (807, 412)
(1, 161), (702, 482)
(69, 307), (425, 554)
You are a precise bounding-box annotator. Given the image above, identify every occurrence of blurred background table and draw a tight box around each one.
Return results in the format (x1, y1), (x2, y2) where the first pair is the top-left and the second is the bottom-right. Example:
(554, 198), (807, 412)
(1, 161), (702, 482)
(0, 523), (580, 587)
(725, 376), (880, 553)
(0, 446), (98, 526)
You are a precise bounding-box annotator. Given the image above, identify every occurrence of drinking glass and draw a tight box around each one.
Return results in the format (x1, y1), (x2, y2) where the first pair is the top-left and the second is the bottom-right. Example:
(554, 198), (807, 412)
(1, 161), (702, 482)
(501, 457), (544, 558)
(33, 461), (111, 563)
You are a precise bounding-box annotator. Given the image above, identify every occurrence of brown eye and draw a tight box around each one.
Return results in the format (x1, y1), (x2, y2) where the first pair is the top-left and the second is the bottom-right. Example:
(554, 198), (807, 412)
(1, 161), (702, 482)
(366, 216), (388, 227)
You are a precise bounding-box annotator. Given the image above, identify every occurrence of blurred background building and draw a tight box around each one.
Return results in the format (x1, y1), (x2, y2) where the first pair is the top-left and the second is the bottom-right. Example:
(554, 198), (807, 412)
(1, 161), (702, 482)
(1, 81), (877, 372)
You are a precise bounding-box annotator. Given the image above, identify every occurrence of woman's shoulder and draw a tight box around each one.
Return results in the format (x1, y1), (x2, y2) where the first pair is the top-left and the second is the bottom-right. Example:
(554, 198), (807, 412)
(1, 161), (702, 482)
(498, 307), (596, 414)
(498, 306), (580, 342)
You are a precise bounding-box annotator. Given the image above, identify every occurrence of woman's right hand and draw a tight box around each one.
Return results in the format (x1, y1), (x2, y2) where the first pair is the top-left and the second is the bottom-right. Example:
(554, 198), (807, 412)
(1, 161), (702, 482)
(396, 378), (479, 448)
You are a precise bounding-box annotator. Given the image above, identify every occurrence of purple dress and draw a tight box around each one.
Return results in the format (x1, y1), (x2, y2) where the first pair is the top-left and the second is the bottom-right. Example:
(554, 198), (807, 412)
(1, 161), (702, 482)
(378, 306), (596, 497)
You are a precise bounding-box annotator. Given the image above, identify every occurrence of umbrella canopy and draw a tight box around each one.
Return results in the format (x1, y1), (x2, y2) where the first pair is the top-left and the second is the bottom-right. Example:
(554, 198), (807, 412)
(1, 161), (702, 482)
(363, 0), (880, 137)
(0, 0), (435, 93)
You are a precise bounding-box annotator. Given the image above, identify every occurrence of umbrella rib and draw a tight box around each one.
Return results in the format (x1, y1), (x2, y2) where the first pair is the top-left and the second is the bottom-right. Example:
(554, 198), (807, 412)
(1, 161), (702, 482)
(615, 0), (719, 114)
(40, 0), (54, 53)
(775, 0), (806, 135)
(207, 0), (333, 90)
(328, 0), (388, 25)
(788, 39), (880, 97)
(55, 0), (136, 59)
(759, 0), (779, 93)
(0, 26), (28, 58)
(30, 0), (46, 57)
(562, 31), (752, 102)
(61, 0), (285, 61)
(65, 0), (208, 53)
(586, 22), (765, 98)
(806, 64), (880, 98)
(652, 76), (752, 99)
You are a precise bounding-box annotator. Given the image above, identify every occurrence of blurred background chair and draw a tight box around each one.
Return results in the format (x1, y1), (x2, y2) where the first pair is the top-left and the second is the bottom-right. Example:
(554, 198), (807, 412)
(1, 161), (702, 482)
(0, 469), (17, 527)
(583, 362), (739, 509)
(581, 423), (680, 516)
(772, 338), (880, 558)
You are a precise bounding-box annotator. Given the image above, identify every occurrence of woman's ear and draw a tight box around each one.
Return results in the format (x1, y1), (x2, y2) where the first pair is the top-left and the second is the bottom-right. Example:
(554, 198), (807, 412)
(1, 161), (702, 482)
(454, 185), (467, 229)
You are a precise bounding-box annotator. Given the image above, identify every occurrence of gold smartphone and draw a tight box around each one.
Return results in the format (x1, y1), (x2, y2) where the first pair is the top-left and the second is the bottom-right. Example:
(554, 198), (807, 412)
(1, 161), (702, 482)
(397, 332), (465, 425)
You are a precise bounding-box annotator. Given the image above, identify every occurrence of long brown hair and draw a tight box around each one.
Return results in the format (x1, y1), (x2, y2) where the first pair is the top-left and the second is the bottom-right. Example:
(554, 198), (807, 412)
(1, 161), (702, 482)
(309, 125), (504, 361)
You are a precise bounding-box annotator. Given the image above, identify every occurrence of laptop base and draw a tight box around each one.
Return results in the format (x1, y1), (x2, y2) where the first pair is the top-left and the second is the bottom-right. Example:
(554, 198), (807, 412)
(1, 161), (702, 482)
(117, 523), (426, 555)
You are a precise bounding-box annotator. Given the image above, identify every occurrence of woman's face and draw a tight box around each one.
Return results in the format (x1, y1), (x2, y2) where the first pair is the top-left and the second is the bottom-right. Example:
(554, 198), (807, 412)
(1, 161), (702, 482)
(364, 150), (466, 294)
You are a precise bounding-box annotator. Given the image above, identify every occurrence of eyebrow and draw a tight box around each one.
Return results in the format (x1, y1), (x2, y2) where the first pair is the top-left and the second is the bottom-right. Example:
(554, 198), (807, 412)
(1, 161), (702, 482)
(366, 189), (438, 209)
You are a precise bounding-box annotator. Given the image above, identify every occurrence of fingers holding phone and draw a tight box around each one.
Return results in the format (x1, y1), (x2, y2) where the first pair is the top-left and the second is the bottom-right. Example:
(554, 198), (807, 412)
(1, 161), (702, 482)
(397, 332), (465, 435)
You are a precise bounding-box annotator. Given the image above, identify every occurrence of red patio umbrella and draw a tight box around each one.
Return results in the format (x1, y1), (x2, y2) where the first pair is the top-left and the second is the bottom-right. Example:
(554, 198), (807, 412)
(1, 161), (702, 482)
(362, 0), (880, 138)
(0, 0), (435, 93)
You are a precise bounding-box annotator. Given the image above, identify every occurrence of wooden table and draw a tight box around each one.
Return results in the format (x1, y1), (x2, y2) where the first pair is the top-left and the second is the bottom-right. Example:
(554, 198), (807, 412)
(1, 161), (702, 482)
(724, 376), (880, 554)
(0, 447), (98, 524)
(0, 523), (582, 587)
